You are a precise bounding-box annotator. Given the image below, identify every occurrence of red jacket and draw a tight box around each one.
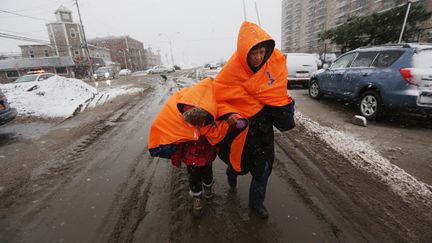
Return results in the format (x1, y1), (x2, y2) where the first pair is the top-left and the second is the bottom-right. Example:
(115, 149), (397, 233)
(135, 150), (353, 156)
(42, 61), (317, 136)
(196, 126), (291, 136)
(171, 136), (217, 167)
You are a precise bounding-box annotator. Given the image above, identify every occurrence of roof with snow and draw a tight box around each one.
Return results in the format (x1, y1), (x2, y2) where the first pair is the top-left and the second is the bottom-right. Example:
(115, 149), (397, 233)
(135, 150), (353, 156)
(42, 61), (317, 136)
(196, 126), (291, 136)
(55, 5), (72, 13)
(0, 56), (75, 70)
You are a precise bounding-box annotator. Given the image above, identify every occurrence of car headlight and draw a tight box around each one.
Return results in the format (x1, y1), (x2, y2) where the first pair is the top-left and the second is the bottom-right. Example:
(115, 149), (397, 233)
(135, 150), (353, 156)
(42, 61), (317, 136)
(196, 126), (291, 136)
(105, 72), (109, 78)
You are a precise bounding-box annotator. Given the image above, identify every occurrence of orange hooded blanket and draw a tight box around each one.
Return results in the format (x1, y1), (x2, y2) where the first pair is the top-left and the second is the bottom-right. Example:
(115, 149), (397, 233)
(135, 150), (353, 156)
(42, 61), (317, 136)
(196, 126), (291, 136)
(213, 21), (293, 173)
(148, 78), (230, 154)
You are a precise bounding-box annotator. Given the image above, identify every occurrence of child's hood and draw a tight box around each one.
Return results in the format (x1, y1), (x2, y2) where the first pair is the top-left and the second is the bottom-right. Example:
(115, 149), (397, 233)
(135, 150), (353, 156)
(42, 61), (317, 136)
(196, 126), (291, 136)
(176, 78), (217, 120)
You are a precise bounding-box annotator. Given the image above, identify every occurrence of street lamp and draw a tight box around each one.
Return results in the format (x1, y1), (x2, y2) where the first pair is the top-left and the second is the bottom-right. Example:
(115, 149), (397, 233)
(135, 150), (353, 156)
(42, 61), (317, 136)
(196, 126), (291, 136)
(158, 32), (180, 66)
(119, 49), (129, 69)
(398, 0), (420, 44)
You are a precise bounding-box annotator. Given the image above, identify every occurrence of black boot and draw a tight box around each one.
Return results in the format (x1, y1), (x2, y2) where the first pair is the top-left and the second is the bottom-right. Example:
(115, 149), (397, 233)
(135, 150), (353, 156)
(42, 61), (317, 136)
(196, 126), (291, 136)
(250, 204), (269, 219)
(226, 167), (237, 190)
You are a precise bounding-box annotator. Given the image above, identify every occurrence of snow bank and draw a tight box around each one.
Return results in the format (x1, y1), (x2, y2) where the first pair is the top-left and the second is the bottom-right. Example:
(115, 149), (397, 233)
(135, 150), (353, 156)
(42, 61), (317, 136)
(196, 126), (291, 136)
(1, 76), (143, 119)
(87, 85), (143, 108)
(295, 112), (432, 203)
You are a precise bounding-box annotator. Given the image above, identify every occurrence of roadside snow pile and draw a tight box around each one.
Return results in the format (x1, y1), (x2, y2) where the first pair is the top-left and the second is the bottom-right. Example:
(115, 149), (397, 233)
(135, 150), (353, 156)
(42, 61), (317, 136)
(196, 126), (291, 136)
(296, 112), (432, 204)
(1, 76), (144, 119)
(1, 76), (97, 118)
(86, 85), (143, 108)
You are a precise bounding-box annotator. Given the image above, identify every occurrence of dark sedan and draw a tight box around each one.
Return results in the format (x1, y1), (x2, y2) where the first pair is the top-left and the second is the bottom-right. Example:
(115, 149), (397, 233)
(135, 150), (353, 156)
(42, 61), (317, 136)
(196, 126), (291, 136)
(0, 89), (17, 126)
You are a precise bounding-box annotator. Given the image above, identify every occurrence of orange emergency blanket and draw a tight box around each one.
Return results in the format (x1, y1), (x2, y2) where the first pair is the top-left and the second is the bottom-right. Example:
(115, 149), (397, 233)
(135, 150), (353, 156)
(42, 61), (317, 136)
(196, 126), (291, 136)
(148, 78), (229, 152)
(213, 21), (293, 173)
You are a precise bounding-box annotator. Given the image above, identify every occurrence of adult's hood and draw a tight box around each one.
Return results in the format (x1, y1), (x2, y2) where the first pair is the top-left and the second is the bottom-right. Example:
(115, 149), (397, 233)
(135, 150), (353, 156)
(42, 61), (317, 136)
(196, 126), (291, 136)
(237, 21), (275, 74)
(148, 78), (229, 150)
(214, 21), (292, 119)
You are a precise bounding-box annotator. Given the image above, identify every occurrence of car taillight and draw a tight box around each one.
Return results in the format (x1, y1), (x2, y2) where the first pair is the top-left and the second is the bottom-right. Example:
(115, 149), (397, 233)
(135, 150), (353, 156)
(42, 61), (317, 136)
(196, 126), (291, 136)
(400, 68), (416, 85)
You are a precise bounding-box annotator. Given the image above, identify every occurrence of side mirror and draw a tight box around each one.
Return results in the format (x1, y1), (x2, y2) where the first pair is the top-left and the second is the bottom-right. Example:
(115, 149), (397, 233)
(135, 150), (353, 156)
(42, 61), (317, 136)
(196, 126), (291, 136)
(323, 63), (329, 70)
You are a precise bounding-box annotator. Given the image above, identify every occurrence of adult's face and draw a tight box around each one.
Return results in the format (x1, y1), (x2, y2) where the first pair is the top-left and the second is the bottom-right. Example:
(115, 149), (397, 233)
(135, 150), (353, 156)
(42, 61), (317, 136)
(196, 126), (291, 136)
(247, 47), (266, 68)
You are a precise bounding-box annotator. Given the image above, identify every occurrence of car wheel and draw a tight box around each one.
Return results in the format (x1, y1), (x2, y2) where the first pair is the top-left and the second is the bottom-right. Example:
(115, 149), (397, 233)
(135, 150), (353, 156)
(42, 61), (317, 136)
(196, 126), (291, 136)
(359, 90), (382, 120)
(309, 79), (322, 99)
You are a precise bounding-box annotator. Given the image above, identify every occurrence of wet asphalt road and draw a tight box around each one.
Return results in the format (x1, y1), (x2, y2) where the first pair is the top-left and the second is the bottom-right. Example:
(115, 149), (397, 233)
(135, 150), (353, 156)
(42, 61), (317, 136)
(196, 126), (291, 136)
(0, 72), (431, 242)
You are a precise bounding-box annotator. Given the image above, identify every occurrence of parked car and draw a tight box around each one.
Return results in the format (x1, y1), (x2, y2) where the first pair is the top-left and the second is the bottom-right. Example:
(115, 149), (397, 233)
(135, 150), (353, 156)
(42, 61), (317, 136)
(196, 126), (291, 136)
(0, 88), (17, 126)
(309, 43), (432, 119)
(321, 53), (338, 64)
(93, 67), (118, 80)
(148, 65), (170, 74)
(167, 66), (175, 73)
(119, 69), (132, 76)
(14, 73), (56, 83)
(285, 53), (318, 88)
(209, 63), (219, 70)
(196, 68), (220, 80)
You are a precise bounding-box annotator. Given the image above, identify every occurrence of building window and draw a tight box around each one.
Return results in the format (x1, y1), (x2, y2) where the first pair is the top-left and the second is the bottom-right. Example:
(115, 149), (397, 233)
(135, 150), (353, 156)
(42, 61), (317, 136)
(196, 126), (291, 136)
(62, 13), (70, 20)
(44, 50), (49, 57)
(70, 28), (76, 38)
(55, 67), (68, 74)
(74, 49), (80, 56)
(6, 70), (19, 78)
(29, 50), (34, 58)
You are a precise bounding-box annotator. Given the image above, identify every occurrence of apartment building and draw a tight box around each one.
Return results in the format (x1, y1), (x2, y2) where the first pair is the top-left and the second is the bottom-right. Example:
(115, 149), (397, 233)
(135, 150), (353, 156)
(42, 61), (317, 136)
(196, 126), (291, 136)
(281, 0), (431, 54)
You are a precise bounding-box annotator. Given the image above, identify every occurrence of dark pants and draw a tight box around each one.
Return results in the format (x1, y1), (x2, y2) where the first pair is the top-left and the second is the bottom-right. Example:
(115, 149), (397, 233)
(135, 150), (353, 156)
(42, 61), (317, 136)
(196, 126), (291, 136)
(249, 161), (270, 208)
(187, 164), (213, 194)
(227, 161), (270, 208)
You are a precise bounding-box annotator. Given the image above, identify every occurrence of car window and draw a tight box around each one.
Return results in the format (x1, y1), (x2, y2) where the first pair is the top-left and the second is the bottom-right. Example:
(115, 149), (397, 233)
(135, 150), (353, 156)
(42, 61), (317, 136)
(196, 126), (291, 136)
(97, 67), (109, 72)
(330, 53), (356, 69)
(372, 51), (404, 68)
(15, 75), (38, 83)
(350, 52), (378, 67)
(38, 74), (49, 81)
(413, 49), (432, 69)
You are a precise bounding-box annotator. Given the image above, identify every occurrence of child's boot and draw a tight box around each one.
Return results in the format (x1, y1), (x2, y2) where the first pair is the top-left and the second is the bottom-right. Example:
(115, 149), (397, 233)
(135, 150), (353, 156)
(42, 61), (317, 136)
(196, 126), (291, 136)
(192, 195), (204, 218)
(203, 181), (214, 199)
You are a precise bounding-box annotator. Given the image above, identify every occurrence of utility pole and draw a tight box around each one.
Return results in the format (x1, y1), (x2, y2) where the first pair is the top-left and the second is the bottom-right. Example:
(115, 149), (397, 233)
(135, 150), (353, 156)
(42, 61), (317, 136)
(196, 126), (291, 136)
(242, 0), (247, 21)
(255, 2), (261, 27)
(158, 33), (179, 66)
(74, 0), (93, 79)
(168, 39), (174, 66)
(398, 0), (418, 44)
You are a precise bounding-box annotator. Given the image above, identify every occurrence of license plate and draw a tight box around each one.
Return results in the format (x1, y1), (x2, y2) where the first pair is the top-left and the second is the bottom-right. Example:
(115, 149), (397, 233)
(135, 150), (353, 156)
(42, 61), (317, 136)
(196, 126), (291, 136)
(419, 93), (432, 104)
(296, 73), (309, 78)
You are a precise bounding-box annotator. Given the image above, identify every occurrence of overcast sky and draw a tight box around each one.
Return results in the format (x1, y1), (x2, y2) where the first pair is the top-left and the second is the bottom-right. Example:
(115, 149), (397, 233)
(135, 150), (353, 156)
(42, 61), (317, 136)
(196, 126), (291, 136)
(0, 0), (282, 67)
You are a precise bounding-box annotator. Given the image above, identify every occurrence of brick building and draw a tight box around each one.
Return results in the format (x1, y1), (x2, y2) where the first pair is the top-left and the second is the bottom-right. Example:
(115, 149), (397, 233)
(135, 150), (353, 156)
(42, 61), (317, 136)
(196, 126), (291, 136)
(88, 36), (161, 71)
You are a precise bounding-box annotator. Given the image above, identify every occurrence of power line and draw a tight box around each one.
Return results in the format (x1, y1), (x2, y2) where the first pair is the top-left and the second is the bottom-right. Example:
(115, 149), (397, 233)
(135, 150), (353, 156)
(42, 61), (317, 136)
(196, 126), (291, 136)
(0, 32), (50, 44)
(0, 28), (49, 40)
(6, 0), (73, 13)
(0, 9), (52, 22)
(0, 32), (83, 50)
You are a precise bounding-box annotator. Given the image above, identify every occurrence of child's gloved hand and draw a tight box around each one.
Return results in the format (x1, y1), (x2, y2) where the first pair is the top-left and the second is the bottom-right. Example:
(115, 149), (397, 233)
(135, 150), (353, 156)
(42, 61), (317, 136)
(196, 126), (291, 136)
(227, 113), (248, 129)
